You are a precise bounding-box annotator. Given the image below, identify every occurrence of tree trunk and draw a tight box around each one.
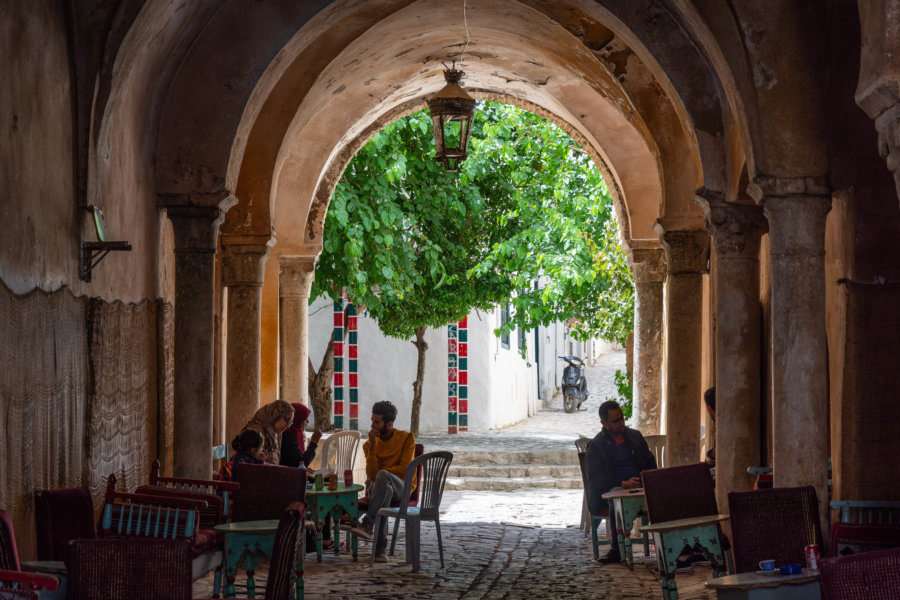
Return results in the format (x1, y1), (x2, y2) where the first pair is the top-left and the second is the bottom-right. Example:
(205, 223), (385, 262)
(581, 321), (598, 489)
(309, 338), (336, 431)
(410, 326), (428, 436)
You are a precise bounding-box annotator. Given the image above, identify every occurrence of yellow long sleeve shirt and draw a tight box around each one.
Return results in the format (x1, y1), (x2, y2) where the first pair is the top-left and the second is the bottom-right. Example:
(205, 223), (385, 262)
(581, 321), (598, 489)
(363, 429), (416, 492)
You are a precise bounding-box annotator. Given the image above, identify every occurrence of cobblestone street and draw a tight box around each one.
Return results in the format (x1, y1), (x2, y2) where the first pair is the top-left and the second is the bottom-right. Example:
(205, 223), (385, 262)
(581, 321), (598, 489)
(197, 349), (716, 599)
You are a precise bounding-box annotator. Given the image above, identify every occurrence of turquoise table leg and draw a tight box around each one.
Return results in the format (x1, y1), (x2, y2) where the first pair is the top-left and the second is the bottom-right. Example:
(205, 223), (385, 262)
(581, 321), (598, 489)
(242, 551), (260, 598)
(295, 545), (305, 599)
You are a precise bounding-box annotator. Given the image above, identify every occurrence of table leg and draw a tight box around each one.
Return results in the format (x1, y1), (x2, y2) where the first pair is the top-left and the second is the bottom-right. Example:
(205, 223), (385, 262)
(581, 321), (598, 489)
(331, 507), (342, 555)
(295, 548), (305, 600)
(223, 541), (241, 598)
(613, 500), (627, 563)
(315, 524), (324, 562)
(242, 553), (260, 599)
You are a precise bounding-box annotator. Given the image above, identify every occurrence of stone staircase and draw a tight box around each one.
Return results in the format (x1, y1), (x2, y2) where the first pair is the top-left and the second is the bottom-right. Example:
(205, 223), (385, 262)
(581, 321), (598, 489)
(444, 448), (583, 491)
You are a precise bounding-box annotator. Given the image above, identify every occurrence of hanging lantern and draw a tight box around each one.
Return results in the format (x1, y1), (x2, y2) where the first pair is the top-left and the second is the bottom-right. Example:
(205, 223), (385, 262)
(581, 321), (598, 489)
(427, 68), (475, 172)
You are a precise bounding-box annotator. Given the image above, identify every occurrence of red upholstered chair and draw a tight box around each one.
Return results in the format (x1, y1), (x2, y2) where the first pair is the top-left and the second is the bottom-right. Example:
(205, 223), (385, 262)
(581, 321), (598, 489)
(102, 473), (224, 596)
(727, 486), (823, 573)
(0, 510), (60, 598)
(819, 546), (900, 600)
(231, 463), (307, 522)
(34, 486), (97, 561)
(67, 538), (193, 600)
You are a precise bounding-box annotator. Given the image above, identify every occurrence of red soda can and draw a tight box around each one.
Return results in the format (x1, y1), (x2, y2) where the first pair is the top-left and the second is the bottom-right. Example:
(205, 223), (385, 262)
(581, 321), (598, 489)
(328, 474), (338, 490)
(804, 544), (820, 570)
(344, 469), (353, 485)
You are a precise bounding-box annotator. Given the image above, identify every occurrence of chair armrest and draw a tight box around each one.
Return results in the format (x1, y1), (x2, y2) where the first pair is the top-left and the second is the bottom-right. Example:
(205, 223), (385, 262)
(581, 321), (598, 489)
(0, 569), (59, 591)
(151, 476), (240, 493)
(642, 514), (729, 534)
(111, 491), (208, 510)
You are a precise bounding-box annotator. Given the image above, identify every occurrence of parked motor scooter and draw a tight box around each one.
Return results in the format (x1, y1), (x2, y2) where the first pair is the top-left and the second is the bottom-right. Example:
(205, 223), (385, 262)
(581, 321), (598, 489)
(558, 355), (588, 413)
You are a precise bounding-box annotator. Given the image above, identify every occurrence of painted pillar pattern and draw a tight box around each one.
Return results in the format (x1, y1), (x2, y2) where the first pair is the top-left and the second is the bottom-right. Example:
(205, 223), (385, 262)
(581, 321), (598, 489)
(333, 292), (345, 431)
(348, 303), (359, 431)
(448, 322), (458, 433)
(458, 317), (468, 431)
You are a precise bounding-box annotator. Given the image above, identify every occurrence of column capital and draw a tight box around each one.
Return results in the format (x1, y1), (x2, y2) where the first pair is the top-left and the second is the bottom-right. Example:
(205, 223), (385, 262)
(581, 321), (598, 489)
(629, 248), (667, 284)
(279, 256), (317, 299)
(747, 175), (830, 201)
(654, 222), (710, 275)
(221, 241), (271, 287)
(167, 205), (226, 253)
(695, 188), (768, 259)
(875, 103), (900, 173)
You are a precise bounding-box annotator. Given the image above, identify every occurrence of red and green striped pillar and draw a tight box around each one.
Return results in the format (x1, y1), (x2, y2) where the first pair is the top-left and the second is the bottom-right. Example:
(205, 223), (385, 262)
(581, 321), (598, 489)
(347, 302), (359, 431)
(448, 322), (458, 433)
(458, 316), (468, 431)
(333, 291), (345, 431)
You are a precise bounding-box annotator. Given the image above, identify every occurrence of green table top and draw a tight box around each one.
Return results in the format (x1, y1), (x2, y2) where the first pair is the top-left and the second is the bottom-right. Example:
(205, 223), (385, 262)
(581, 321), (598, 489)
(307, 483), (364, 497)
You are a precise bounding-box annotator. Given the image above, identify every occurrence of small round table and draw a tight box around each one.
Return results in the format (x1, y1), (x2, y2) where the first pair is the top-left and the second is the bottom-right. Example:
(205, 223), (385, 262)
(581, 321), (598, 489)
(306, 482), (364, 562)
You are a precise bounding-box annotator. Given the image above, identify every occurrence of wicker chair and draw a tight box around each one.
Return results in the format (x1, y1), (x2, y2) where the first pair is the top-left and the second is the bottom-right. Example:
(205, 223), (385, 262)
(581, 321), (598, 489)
(0, 509), (59, 599)
(575, 448), (611, 560)
(727, 486), (823, 573)
(33, 486), (97, 562)
(67, 538), (193, 600)
(231, 463), (307, 522)
(819, 546), (900, 600)
(641, 463), (730, 600)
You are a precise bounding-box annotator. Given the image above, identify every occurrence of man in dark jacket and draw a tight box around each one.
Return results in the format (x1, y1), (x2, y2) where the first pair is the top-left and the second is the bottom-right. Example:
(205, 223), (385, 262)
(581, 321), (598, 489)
(585, 399), (657, 564)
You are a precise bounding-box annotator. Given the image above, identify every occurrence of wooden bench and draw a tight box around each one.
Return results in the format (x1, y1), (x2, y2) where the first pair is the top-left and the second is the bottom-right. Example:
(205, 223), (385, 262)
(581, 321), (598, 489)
(829, 500), (900, 557)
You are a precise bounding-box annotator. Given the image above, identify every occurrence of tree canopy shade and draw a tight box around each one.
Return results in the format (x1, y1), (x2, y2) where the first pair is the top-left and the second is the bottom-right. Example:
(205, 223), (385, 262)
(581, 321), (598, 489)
(310, 101), (634, 432)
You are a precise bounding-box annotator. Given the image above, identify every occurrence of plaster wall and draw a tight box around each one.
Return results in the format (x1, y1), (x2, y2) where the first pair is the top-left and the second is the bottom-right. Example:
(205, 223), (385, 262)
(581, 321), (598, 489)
(308, 298), (554, 432)
(1, 2), (77, 294)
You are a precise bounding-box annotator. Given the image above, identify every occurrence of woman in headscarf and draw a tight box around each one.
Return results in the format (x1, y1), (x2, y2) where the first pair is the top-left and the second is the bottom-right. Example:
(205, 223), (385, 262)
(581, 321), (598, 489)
(242, 399), (295, 465)
(280, 403), (322, 468)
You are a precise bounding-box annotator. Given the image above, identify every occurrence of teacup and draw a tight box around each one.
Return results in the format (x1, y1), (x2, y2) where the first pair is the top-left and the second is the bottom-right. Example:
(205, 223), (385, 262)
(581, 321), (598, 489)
(759, 559), (776, 572)
(780, 564), (802, 575)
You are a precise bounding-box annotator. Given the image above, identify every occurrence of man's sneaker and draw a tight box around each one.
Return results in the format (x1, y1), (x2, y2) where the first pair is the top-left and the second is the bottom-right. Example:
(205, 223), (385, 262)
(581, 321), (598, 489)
(598, 548), (622, 564)
(350, 518), (374, 541)
(373, 552), (388, 563)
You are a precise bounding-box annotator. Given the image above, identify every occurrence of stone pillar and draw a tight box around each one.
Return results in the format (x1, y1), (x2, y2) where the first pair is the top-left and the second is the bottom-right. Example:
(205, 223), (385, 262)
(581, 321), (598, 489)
(855, 0), (900, 206)
(748, 177), (831, 522)
(279, 257), (316, 406)
(630, 248), (666, 435)
(655, 223), (709, 466)
(168, 206), (224, 479)
(696, 189), (768, 512)
(222, 241), (270, 443)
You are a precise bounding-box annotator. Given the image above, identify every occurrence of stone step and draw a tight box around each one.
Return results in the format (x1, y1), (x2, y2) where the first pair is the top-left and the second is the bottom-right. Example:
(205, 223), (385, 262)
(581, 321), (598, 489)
(450, 449), (578, 467)
(448, 464), (582, 479)
(445, 476), (584, 492)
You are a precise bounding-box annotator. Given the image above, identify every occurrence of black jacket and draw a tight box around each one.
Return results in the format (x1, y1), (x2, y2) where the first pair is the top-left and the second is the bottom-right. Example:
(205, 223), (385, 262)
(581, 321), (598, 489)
(279, 431), (318, 468)
(584, 427), (657, 515)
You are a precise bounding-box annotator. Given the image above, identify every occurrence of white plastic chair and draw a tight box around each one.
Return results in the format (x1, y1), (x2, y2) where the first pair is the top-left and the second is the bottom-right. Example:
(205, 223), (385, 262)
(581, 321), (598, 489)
(319, 430), (361, 476)
(371, 451), (453, 572)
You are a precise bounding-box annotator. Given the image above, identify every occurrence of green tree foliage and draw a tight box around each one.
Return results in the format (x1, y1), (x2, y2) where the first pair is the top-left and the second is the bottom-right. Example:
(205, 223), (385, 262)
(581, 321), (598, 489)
(311, 101), (634, 432)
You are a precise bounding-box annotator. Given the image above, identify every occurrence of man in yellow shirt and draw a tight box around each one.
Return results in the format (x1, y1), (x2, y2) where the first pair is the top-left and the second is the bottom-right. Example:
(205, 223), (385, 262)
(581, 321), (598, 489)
(351, 401), (416, 560)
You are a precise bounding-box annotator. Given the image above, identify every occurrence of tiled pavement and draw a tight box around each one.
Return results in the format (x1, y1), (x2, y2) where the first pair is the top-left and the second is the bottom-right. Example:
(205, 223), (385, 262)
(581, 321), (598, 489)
(196, 349), (717, 599)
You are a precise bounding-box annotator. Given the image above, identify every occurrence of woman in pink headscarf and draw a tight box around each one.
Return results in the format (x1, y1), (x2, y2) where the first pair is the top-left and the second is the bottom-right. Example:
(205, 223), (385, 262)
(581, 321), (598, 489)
(279, 403), (322, 468)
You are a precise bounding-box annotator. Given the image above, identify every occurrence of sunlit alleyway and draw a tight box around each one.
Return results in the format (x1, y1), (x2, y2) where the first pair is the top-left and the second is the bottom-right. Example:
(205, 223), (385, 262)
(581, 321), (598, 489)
(195, 349), (715, 599)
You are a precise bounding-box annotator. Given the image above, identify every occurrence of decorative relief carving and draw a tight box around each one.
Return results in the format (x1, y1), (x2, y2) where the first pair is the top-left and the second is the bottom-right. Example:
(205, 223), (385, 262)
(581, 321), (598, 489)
(695, 187), (768, 259)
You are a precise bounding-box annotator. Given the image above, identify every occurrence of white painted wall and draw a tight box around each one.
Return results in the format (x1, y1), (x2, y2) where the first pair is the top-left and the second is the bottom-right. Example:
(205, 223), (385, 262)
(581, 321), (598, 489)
(309, 296), (594, 432)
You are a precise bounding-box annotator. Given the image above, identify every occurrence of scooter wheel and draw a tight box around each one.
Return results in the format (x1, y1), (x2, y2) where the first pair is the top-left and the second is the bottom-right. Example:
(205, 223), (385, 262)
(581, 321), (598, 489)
(563, 393), (577, 413)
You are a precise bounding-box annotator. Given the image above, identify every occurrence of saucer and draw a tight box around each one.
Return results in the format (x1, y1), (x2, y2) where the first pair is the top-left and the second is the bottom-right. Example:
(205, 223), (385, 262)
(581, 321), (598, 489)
(756, 569), (781, 575)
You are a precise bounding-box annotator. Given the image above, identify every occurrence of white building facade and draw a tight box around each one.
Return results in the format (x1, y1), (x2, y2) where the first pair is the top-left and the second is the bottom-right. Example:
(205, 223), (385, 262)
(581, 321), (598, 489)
(308, 297), (602, 433)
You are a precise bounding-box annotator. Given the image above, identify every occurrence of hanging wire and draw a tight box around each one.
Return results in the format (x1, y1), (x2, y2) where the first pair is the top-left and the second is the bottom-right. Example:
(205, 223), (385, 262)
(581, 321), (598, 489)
(457, 0), (470, 66)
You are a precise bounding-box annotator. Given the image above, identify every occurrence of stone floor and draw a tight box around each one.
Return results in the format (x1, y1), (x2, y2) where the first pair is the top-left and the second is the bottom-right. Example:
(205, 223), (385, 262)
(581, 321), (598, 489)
(197, 349), (718, 599)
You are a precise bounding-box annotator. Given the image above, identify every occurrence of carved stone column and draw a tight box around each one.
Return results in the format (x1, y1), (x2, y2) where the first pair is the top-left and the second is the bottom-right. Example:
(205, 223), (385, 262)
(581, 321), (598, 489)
(749, 176), (831, 524)
(280, 257), (316, 406)
(168, 206), (224, 479)
(655, 223), (710, 466)
(855, 0), (900, 206)
(696, 189), (768, 512)
(630, 248), (666, 435)
(222, 240), (270, 443)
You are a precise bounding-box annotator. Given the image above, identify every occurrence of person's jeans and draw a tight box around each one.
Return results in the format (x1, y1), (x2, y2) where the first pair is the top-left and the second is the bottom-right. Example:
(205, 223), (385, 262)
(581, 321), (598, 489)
(604, 486), (625, 550)
(366, 470), (405, 553)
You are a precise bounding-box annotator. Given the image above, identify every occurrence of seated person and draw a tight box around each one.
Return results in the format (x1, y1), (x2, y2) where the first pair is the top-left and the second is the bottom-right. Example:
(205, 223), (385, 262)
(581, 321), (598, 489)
(280, 403), (331, 549)
(219, 429), (264, 481)
(241, 400), (295, 464)
(585, 400), (657, 564)
(350, 401), (415, 563)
